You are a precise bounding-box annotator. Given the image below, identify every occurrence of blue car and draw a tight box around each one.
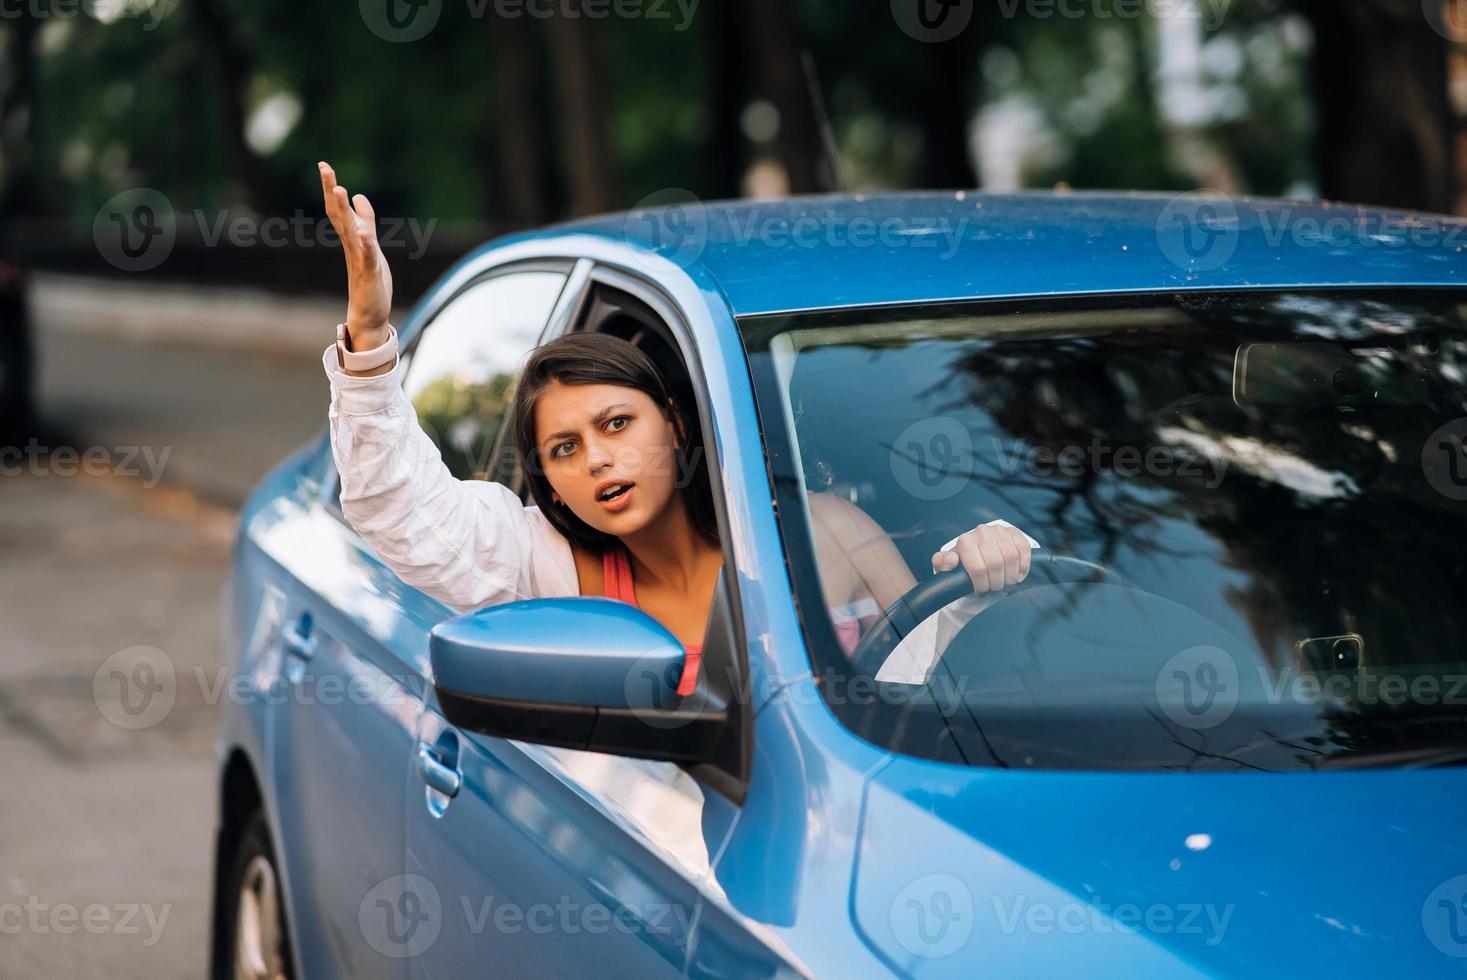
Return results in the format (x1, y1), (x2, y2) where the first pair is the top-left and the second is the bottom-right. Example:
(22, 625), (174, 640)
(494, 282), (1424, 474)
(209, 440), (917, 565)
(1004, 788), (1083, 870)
(213, 192), (1467, 979)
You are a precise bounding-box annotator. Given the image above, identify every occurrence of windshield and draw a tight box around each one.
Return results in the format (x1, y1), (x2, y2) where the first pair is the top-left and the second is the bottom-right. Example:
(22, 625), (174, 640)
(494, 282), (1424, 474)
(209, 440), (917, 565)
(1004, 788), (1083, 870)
(740, 290), (1467, 771)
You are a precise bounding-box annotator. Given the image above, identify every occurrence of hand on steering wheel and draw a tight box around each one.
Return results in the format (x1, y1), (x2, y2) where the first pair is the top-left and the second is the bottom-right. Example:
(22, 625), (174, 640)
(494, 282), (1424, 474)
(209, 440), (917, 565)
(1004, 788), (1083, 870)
(849, 550), (1123, 678)
(930, 521), (1036, 595)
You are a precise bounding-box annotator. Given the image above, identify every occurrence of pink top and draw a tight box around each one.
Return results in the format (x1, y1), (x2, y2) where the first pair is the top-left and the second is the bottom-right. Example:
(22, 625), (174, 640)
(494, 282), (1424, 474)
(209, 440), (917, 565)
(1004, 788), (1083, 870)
(603, 546), (703, 696)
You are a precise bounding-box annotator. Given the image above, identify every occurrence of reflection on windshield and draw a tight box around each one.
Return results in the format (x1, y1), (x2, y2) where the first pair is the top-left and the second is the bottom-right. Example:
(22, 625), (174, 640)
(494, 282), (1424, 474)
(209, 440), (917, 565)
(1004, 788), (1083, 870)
(742, 290), (1467, 771)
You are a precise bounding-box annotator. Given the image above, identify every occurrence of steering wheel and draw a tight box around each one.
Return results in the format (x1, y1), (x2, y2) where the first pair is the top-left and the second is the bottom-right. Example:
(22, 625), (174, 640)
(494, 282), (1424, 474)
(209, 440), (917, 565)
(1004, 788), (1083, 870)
(848, 553), (1125, 678)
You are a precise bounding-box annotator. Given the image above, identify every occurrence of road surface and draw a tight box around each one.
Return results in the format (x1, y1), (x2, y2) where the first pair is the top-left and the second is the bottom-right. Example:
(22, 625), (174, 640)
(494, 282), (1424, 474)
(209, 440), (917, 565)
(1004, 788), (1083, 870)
(2, 287), (339, 977)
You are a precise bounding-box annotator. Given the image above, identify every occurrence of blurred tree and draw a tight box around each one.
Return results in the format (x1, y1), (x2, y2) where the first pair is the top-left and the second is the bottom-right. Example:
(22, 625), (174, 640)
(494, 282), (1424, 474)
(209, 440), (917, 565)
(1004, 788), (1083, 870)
(703, 0), (748, 199)
(0, 12), (41, 219)
(188, 0), (266, 207)
(746, 0), (834, 192)
(491, 14), (551, 225)
(549, 11), (619, 214)
(1299, 0), (1455, 211)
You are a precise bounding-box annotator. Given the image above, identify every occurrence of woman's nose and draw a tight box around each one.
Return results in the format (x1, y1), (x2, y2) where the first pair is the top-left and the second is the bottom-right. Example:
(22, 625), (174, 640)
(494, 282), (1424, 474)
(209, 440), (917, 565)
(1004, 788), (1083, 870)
(585, 441), (613, 472)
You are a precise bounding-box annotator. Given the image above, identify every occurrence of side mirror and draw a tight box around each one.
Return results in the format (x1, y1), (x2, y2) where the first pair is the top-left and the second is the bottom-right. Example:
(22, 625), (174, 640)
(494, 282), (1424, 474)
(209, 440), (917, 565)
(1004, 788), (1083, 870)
(428, 570), (749, 798)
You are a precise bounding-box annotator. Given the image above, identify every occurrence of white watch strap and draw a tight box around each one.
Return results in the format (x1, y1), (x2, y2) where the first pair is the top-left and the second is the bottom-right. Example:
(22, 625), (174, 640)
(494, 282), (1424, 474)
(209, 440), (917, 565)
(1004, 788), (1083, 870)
(336, 322), (398, 371)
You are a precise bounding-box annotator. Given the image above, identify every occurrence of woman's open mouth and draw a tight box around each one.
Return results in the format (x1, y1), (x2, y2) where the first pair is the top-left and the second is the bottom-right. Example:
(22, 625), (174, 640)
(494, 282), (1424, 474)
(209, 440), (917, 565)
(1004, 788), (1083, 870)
(595, 482), (635, 512)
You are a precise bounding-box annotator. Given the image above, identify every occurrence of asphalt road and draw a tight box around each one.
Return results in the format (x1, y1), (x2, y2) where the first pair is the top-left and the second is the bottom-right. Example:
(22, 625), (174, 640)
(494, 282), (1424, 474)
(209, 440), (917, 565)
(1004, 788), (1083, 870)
(35, 327), (330, 507)
(1, 318), (334, 977)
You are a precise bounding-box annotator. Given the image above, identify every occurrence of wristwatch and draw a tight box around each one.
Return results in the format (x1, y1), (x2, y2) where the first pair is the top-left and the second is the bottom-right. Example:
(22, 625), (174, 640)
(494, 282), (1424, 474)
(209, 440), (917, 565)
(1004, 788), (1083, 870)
(336, 322), (398, 372)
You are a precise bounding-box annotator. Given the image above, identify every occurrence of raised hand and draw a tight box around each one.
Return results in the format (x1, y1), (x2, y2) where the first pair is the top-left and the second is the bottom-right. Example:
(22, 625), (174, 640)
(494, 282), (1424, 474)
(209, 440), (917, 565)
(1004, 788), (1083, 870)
(318, 161), (393, 352)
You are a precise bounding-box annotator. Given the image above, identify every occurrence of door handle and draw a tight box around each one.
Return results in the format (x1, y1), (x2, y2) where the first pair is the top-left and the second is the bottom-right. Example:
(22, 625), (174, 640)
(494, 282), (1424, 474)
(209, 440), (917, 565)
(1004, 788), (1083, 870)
(282, 617), (316, 660)
(416, 743), (461, 799)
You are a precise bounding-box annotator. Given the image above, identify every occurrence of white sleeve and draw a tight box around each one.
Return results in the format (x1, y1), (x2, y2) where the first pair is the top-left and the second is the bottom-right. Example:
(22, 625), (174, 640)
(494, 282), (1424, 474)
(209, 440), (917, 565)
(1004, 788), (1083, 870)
(320, 343), (573, 612)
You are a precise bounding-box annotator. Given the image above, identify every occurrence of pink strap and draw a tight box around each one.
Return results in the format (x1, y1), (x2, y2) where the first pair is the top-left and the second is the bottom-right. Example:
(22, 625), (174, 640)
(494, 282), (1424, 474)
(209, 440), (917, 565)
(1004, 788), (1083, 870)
(604, 547), (701, 695)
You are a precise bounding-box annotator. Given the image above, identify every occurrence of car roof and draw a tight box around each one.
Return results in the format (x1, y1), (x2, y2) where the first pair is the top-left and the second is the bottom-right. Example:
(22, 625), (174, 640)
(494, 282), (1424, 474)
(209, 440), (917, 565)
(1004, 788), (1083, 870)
(550, 191), (1467, 317)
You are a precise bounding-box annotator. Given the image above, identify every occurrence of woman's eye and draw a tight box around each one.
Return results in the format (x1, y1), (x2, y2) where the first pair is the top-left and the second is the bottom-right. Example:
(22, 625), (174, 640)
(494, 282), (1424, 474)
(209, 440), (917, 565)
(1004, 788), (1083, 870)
(552, 442), (574, 459)
(607, 415), (630, 432)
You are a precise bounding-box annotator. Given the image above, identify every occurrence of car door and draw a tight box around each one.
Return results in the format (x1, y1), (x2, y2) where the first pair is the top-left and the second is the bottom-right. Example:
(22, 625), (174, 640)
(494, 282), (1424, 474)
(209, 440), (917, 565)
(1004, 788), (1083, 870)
(403, 270), (747, 978)
(268, 265), (572, 978)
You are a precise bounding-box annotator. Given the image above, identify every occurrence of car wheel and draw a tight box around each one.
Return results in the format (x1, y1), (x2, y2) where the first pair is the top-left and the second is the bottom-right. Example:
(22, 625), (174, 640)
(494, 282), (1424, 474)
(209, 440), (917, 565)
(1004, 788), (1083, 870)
(219, 810), (295, 980)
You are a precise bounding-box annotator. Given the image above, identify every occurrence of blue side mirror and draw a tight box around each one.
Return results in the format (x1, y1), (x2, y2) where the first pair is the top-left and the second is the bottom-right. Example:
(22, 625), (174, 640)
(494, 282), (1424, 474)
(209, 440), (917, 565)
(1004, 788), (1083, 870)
(428, 592), (744, 775)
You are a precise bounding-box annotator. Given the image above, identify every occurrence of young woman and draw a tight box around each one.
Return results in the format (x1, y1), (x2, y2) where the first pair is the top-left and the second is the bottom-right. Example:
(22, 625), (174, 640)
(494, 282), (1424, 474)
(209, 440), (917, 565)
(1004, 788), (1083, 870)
(316, 161), (1035, 689)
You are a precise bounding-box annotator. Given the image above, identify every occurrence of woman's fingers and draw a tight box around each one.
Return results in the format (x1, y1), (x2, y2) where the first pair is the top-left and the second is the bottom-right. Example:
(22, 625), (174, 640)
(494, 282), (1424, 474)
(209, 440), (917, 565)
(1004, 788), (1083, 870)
(351, 193), (381, 270)
(319, 162), (351, 245)
(954, 534), (991, 593)
(932, 524), (1035, 595)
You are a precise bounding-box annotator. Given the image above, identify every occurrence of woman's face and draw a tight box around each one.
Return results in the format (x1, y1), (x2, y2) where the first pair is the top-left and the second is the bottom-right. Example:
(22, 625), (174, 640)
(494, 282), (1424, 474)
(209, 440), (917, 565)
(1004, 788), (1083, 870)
(533, 380), (685, 536)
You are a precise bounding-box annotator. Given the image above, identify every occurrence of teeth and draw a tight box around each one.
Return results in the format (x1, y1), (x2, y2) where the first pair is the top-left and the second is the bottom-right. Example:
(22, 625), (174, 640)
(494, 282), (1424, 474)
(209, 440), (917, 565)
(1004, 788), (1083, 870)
(600, 484), (628, 501)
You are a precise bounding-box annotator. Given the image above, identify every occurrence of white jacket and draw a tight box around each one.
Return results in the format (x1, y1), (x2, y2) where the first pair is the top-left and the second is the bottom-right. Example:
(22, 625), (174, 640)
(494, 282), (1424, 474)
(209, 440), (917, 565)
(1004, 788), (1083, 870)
(321, 341), (726, 886)
(322, 343), (579, 612)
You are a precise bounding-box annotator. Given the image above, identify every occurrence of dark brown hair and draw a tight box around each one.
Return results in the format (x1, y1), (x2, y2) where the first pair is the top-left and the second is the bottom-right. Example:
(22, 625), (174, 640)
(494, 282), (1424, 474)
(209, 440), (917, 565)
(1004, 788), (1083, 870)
(510, 332), (720, 555)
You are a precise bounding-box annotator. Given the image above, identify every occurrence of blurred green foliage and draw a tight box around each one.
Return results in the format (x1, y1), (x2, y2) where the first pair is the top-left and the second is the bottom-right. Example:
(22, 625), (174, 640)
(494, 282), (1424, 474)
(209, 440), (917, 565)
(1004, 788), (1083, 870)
(12, 0), (1316, 225)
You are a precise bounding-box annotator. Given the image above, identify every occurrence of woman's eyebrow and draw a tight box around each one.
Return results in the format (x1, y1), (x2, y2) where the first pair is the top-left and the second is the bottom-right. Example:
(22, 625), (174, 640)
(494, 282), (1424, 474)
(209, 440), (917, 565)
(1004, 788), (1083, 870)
(542, 403), (634, 446)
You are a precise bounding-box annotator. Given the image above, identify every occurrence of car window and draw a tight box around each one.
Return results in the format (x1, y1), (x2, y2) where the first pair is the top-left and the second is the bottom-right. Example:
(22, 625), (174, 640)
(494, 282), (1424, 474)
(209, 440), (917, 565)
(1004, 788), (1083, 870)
(401, 271), (568, 484)
(741, 289), (1467, 772)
